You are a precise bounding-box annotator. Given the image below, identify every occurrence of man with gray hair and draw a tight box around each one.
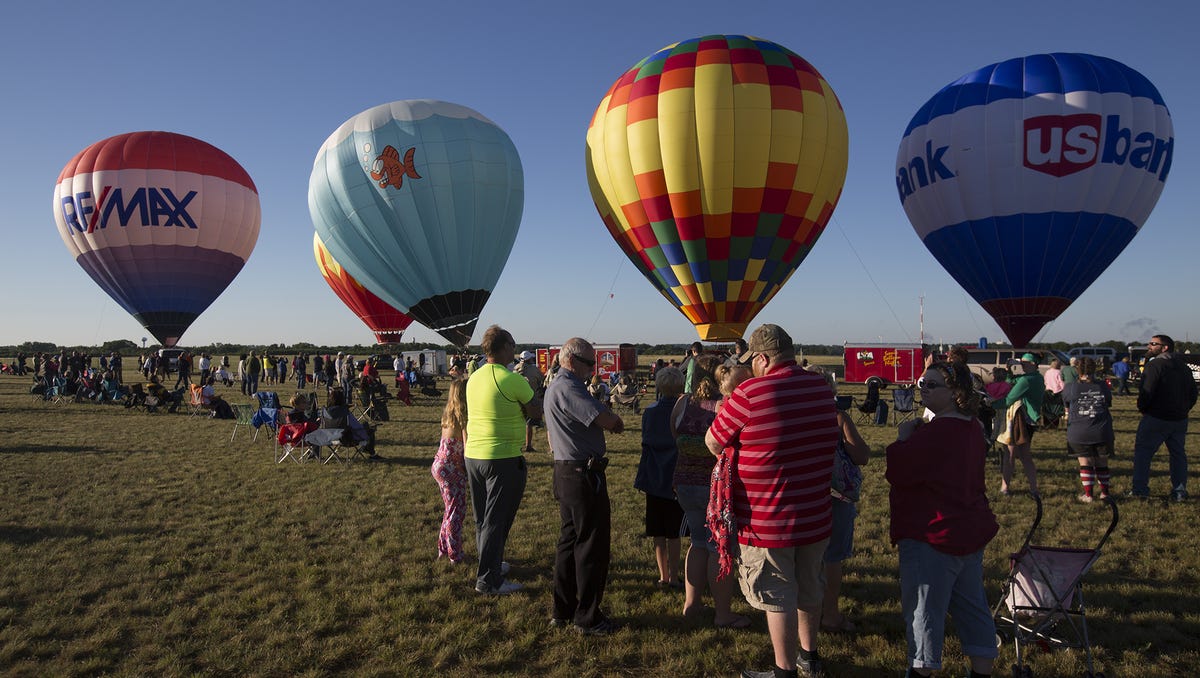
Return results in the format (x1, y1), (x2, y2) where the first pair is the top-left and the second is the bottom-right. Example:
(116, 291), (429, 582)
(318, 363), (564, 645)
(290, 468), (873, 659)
(706, 324), (839, 678)
(545, 337), (625, 635)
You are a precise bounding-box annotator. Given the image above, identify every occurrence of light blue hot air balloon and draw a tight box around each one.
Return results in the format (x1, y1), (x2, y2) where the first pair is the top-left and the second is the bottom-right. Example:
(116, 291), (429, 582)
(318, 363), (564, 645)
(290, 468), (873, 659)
(896, 53), (1173, 346)
(309, 100), (524, 346)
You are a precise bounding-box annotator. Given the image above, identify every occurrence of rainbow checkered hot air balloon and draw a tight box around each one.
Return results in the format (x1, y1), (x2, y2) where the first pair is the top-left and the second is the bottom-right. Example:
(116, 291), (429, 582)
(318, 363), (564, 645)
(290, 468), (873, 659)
(314, 232), (414, 345)
(53, 132), (260, 347)
(586, 35), (849, 340)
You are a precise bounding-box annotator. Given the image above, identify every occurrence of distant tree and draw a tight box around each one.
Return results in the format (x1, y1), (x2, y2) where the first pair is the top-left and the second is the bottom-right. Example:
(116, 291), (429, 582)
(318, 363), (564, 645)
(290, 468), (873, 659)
(18, 341), (57, 354)
(101, 339), (138, 354)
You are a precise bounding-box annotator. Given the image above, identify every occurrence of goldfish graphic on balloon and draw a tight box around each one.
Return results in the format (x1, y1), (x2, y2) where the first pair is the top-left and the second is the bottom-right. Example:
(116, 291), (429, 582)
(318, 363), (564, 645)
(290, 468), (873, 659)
(370, 145), (421, 189)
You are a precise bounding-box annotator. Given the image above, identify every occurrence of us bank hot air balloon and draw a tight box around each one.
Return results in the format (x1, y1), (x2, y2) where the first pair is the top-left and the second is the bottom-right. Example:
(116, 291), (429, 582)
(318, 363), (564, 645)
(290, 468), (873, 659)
(314, 232), (414, 344)
(309, 100), (523, 347)
(586, 35), (849, 340)
(897, 53), (1173, 347)
(53, 131), (260, 347)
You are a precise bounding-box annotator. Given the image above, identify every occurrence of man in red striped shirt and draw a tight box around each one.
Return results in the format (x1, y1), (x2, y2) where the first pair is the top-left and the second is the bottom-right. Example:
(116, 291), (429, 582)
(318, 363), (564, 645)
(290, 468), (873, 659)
(706, 324), (839, 678)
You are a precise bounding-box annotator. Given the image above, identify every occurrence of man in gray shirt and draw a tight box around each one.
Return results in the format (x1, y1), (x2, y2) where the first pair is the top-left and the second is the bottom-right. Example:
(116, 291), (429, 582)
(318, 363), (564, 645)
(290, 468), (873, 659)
(544, 337), (625, 635)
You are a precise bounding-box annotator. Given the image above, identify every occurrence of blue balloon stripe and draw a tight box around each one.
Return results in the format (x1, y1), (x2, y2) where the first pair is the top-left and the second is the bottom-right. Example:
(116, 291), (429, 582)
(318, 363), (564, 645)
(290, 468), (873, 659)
(76, 245), (246, 317)
(904, 53), (1167, 136)
(921, 212), (1138, 303)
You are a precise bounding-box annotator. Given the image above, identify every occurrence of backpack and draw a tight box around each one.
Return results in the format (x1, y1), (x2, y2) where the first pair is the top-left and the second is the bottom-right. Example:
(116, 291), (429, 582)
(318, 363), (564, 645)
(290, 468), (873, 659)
(830, 440), (863, 503)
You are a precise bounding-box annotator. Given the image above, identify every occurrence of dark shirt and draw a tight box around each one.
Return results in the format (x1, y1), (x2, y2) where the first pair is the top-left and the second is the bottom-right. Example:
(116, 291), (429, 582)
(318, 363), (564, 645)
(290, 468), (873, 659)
(635, 398), (678, 499)
(1063, 381), (1114, 445)
(1138, 352), (1199, 421)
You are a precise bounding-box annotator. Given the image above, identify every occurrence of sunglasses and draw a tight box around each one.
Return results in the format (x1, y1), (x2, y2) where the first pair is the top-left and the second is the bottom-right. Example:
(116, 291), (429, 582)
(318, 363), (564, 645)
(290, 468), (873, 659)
(573, 354), (596, 367)
(1148, 341), (1164, 347)
(738, 352), (759, 366)
(917, 377), (945, 390)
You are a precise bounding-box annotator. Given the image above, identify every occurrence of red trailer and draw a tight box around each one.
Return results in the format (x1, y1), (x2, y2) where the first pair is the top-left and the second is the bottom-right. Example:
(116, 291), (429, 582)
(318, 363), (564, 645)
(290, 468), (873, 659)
(842, 343), (929, 388)
(537, 343), (637, 383)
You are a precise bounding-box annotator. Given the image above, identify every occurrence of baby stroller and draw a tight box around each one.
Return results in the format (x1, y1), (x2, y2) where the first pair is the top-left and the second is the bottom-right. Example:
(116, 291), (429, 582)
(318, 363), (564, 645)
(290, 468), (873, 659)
(993, 494), (1118, 678)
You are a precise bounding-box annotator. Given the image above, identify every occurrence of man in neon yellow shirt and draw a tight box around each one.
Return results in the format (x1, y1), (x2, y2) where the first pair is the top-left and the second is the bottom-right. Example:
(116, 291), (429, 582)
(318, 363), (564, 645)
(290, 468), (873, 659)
(466, 325), (541, 594)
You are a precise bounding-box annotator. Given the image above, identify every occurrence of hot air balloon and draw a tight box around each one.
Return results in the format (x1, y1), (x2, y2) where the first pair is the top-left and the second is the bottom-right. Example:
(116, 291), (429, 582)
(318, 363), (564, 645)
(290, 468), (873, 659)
(585, 35), (849, 340)
(314, 232), (414, 344)
(53, 131), (261, 347)
(896, 53), (1173, 347)
(308, 100), (523, 347)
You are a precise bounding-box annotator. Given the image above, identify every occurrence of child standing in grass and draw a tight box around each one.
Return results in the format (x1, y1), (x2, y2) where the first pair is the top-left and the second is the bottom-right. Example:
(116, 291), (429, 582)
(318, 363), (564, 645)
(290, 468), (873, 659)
(1062, 357), (1114, 502)
(432, 379), (469, 563)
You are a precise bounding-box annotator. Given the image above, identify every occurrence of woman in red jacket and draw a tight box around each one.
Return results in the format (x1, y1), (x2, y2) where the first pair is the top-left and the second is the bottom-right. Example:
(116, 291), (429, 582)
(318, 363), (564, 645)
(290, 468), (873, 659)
(887, 361), (998, 678)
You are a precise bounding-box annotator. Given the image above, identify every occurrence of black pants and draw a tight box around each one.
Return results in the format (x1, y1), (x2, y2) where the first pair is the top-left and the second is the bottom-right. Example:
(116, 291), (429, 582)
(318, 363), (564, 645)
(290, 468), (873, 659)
(552, 461), (611, 627)
(466, 456), (527, 590)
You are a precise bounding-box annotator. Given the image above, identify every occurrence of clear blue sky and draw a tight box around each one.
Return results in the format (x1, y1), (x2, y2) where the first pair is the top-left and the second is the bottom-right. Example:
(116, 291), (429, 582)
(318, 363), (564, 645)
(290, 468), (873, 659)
(3, 0), (1197, 349)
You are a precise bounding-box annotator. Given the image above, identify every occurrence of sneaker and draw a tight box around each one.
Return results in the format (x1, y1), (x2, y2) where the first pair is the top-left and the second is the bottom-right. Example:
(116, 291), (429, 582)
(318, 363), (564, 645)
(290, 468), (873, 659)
(797, 656), (824, 677)
(1171, 490), (1190, 503)
(575, 618), (621, 635)
(1077, 493), (1094, 503)
(548, 617), (571, 629)
(1124, 490), (1150, 501)
(475, 580), (522, 595)
(740, 671), (776, 678)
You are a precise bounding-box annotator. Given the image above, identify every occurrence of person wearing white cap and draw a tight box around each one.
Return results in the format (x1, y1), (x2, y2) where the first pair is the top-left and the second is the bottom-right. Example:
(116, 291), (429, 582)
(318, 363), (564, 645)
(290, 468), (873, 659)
(515, 350), (544, 452)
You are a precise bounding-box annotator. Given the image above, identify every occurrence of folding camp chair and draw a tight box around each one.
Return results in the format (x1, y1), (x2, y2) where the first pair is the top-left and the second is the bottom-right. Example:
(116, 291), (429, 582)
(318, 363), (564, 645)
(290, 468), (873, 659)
(251, 391), (281, 441)
(891, 386), (917, 425)
(993, 493), (1119, 678)
(186, 385), (210, 416)
(835, 395), (853, 414)
(854, 381), (881, 425)
(303, 427), (360, 464)
(229, 404), (255, 442)
(276, 421), (318, 463)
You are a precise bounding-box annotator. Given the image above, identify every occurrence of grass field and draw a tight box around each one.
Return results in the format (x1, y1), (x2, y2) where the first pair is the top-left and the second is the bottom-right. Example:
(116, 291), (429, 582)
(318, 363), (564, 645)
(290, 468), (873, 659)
(1, 358), (1198, 677)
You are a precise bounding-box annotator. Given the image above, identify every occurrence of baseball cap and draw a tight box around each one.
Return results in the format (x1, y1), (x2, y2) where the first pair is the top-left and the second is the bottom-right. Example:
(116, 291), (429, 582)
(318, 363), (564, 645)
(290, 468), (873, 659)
(519, 350), (535, 361)
(737, 324), (793, 364)
(1020, 352), (1038, 363)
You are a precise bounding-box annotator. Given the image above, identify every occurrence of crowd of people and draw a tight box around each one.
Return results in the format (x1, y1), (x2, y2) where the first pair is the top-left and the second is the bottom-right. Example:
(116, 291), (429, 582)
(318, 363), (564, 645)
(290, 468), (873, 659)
(8, 331), (1196, 676)
(422, 328), (1196, 678)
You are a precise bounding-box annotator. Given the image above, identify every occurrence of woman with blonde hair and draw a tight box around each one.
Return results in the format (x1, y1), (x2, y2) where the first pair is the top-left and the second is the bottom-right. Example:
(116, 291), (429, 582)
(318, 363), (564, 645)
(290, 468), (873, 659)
(433, 378), (470, 563)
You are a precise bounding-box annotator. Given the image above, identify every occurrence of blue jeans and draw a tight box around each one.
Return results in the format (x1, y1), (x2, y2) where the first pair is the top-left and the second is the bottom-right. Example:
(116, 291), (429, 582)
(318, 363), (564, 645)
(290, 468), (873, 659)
(1131, 414), (1189, 496)
(898, 540), (997, 671)
(675, 484), (715, 553)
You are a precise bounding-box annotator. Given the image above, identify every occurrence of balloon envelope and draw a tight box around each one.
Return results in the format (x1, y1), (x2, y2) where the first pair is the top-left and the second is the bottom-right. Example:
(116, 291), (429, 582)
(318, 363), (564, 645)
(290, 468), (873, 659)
(314, 232), (414, 344)
(53, 131), (260, 347)
(308, 100), (524, 347)
(896, 53), (1173, 346)
(585, 35), (849, 340)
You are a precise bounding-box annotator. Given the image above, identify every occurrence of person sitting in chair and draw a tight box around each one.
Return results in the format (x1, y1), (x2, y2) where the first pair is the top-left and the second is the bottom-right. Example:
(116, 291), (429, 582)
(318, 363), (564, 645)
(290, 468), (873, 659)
(147, 375), (182, 413)
(322, 389), (378, 459)
(610, 373), (641, 414)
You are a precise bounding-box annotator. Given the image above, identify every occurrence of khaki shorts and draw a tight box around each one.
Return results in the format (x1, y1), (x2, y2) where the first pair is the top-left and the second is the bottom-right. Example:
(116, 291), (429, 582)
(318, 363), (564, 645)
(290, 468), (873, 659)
(738, 539), (829, 612)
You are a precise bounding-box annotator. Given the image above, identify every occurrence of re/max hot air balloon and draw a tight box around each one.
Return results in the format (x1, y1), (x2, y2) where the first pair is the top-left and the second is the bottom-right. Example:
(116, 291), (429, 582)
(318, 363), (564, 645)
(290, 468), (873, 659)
(53, 131), (260, 347)
(586, 35), (849, 340)
(314, 232), (414, 344)
(308, 100), (523, 347)
(897, 53), (1173, 347)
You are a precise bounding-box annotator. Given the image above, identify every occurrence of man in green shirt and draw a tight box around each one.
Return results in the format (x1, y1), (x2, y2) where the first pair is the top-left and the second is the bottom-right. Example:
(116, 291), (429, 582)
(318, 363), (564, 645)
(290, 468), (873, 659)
(465, 325), (541, 594)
